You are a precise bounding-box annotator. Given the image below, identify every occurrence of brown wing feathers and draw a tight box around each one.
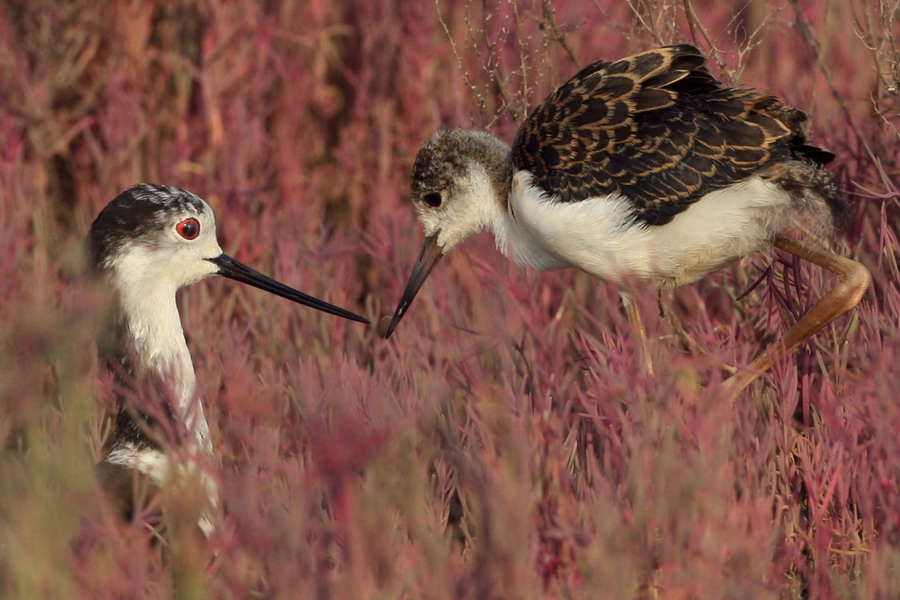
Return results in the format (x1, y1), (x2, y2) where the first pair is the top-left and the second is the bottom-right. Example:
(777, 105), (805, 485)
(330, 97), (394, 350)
(512, 44), (830, 226)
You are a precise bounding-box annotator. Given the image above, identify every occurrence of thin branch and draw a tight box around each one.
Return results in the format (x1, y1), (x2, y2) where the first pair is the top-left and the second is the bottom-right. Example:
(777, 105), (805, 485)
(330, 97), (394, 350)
(787, 0), (867, 146)
(436, 0), (484, 118)
(540, 0), (579, 68)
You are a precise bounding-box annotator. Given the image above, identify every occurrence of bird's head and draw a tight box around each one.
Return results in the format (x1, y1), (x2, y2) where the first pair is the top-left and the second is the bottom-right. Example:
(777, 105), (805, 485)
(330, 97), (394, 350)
(384, 129), (512, 338)
(90, 184), (223, 291)
(90, 183), (368, 323)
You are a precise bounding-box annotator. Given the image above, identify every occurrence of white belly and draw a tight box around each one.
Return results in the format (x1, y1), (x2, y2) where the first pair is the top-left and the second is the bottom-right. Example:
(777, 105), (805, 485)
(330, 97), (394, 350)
(505, 171), (804, 287)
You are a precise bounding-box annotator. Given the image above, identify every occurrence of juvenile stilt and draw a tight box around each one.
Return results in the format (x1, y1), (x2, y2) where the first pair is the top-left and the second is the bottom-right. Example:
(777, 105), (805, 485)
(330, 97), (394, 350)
(382, 44), (868, 392)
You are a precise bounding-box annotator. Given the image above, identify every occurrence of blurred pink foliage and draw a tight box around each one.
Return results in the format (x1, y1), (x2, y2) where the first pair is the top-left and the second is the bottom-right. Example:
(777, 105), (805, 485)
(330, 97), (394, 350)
(0, 0), (898, 598)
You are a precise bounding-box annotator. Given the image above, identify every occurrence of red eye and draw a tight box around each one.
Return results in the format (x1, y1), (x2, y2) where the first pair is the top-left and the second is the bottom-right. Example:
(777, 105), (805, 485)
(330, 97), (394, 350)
(176, 218), (200, 240)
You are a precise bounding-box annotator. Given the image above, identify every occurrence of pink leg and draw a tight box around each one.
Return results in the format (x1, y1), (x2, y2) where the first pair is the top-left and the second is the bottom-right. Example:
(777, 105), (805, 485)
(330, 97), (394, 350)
(725, 234), (871, 392)
(621, 293), (654, 377)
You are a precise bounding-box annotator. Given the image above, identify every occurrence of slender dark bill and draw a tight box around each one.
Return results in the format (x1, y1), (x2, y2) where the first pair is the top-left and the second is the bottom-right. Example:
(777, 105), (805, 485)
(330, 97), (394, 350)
(384, 234), (444, 339)
(207, 254), (369, 324)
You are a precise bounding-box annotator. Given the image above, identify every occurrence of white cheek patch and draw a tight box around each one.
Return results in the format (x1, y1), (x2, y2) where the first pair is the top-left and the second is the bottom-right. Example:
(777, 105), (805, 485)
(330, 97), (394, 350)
(418, 209), (443, 238)
(416, 163), (508, 252)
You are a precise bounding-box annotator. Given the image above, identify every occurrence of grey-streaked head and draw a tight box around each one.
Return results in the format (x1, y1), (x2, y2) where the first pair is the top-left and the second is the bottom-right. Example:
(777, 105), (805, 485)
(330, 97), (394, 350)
(90, 183), (369, 323)
(384, 129), (513, 339)
(409, 129), (513, 249)
(91, 184), (223, 289)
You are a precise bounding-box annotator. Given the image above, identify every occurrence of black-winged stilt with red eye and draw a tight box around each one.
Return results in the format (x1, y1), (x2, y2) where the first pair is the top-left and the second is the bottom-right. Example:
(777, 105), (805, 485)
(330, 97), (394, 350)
(90, 183), (368, 533)
(384, 44), (870, 391)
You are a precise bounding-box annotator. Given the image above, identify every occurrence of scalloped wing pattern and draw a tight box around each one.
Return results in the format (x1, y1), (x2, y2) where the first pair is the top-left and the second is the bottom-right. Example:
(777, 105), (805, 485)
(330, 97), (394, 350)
(511, 45), (832, 226)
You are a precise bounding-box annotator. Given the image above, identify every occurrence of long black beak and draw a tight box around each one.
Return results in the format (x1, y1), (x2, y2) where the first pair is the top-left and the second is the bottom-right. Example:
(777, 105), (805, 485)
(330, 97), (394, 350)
(383, 234), (444, 339)
(207, 254), (369, 324)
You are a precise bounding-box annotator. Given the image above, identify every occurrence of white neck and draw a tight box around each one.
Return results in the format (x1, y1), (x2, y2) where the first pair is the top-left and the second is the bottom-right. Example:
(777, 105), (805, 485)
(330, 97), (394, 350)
(120, 282), (195, 401)
(459, 168), (570, 272)
(112, 267), (211, 454)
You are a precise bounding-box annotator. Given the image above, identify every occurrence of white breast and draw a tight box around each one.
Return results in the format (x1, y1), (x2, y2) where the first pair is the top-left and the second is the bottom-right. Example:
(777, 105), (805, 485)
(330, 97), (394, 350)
(503, 171), (806, 287)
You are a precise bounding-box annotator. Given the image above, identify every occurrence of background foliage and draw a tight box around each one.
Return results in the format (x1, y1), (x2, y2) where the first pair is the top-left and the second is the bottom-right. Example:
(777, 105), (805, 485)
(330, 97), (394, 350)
(1, 0), (898, 598)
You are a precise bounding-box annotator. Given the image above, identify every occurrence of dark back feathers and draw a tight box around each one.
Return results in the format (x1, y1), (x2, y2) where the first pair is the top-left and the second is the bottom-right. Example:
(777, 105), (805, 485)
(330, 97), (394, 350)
(512, 44), (832, 226)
